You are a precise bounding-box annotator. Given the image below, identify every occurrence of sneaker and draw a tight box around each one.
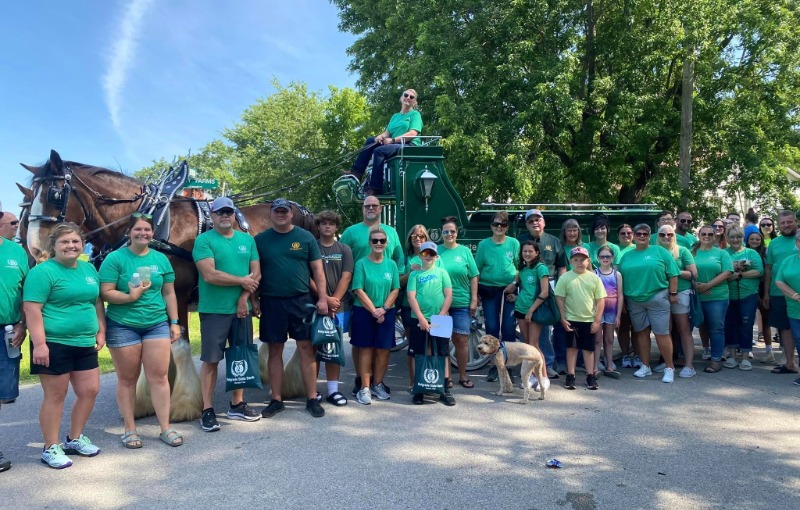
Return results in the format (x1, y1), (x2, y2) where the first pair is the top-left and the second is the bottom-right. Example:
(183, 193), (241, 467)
(633, 356), (643, 368)
(62, 434), (100, 457)
(486, 366), (499, 382)
(352, 376), (362, 396)
(440, 390), (456, 406)
(723, 357), (738, 369)
(540, 378), (551, 391)
(201, 408), (221, 431)
(633, 365), (653, 378)
(653, 362), (666, 373)
(739, 359), (753, 371)
(306, 398), (325, 418)
(527, 374), (540, 390)
(723, 348), (731, 360)
(679, 366), (696, 378)
(701, 349), (711, 360)
(586, 373), (598, 390)
(227, 401), (261, 422)
(565, 374), (576, 390)
(793, 377), (800, 386)
(622, 355), (632, 368)
(356, 387), (372, 405)
(41, 444), (72, 469)
(546, 367), (559, 379)
(662, 367), (675, 383)
(261, 399), (285, 418)
(412, 392), (424, 405)
(759, 351), (776, 364)
(0, 451), (10, 473)
(370, 382), (391, 400)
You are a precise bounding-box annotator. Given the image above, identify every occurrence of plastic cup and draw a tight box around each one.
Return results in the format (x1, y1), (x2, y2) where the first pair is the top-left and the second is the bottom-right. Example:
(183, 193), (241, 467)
(137, 266), (152, 284)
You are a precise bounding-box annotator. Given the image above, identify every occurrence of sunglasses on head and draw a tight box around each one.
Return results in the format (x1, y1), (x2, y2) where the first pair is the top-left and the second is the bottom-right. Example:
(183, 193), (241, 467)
(403, 92), (415, 99)
(132, 212), (153, 220)
(659, 233), (674, 238)
(491, 222), (508, 228)
(371, 238), (387, 245)
(215, 209), (235, 216)
(760, 222), (773, 227)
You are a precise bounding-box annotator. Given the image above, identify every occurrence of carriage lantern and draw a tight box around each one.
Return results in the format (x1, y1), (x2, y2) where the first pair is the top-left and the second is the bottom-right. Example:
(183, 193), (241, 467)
(416, 166), (438, 212)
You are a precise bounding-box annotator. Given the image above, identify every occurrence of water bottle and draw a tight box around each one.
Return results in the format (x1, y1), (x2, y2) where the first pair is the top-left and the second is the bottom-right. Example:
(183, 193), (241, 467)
(5, 325), (20, 359)
(130, 272), (142, 288)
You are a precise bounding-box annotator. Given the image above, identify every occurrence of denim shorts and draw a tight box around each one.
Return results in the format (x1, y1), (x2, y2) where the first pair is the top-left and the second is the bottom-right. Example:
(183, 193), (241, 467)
(450, 307), (471, 335)
(106, 318), (171, 348)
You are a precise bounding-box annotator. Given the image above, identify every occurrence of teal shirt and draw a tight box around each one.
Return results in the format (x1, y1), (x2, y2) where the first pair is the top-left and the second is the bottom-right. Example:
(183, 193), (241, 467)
(438, 244), (479, 309)
(402, 254), (442, 306)
(586, 241), (621, 267)
(407, 267), (452, 320)
(340, 222), (405, 273)
(766, 235), (799, 296)
(476, 237), (520, 287)
(192, 230), (259, 314)
(693, 247), (734, 302)
(386, 110), (423, 146)
(775, 255), (800, 319)
(352, 257), (400, 308)
(673, 246), (696, 293)
(725, 247), (763, 299)
(515, 263), (550, 314)
(0, 240), (29, 324)
(618, 246), (680, 302)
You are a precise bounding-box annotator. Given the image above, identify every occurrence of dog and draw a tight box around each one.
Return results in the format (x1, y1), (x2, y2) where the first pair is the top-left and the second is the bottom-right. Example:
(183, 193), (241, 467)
(476, 334), (548, 403)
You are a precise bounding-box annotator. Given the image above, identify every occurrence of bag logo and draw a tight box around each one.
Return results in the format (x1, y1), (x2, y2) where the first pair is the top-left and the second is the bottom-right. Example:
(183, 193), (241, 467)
(321, 342), (336, 355)
(231, 359), (248, 377)
(322, 316), (335, 331)
(424, 368), (440, 384)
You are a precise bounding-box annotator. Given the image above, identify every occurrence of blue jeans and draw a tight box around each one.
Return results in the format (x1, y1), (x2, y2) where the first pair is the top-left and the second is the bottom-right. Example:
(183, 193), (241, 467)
(480, 286), (517, 343)
(701, 300), (729, 361)
(724, 294), (758, 351)
(351, 137), (401, 193)
(538, 325), (556, 369)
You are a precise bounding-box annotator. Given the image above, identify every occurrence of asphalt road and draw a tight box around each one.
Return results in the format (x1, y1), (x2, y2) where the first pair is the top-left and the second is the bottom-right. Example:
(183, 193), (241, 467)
(1, 341), (799, 510)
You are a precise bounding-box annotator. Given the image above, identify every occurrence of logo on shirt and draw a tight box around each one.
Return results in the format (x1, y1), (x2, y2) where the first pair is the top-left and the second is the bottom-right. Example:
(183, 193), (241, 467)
(384, 272), (392, 281)
(6, 259), (18, 266)
(544, 245), (553, 252)
(417, 274), (437, 285)
(505, 251), (513, 260)
(525, 275), (535, 283)
(291, 242), (301, 251)
(85, 276), (97, 285)
(238, 245), (248, 253)
(454, 255), (463, 263)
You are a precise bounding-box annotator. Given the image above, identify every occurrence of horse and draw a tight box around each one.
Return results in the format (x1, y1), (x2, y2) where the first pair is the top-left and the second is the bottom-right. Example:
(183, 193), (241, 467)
(22, 149), (316, 421)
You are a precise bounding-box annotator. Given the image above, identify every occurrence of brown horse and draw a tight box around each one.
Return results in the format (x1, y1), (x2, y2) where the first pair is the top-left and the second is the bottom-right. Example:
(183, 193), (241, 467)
(22, 150), (317, 420)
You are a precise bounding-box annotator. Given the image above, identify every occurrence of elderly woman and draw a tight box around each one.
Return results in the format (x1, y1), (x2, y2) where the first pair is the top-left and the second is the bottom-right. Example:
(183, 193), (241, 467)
(99, 214), (183, 448)
(560, 219), (584, 271)
(773, 230), (800, 385)
(348, 88), (423, 195)
(23, 223), (105, 469)
(617, 224), (680, 382)
(724, 225), (764, 370)
(693, 224), (734, 373)
(656, 225), (698, 377)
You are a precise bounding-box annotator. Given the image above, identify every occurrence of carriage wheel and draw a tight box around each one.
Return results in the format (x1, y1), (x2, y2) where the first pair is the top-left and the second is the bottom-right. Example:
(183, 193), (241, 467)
(391, 313), (409, 352)
(448, 309), (492, 371)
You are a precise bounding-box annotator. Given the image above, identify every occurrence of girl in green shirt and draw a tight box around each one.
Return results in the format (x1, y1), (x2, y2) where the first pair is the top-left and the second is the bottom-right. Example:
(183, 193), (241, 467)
(514, 241), (552, 390)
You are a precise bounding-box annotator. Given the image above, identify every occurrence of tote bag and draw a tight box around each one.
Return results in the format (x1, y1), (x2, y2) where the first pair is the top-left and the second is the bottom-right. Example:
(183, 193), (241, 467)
(412, 333), (446, 395)
(224, 318), (263, 391)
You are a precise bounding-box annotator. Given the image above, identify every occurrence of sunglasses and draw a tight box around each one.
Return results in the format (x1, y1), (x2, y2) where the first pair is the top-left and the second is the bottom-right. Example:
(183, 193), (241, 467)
(491, 222), (508, 228)
(713, 224), (725, 229)
(370, 238), (387, 245)
(8, 221), (19, 226)
(659, 233), (674, 238)
(760, 223), (773, 227)
(214, 209), (235, 216)
(598, 255), (613, 259)
(421, 250), (437, 257)
(527, 218), (542, 223)
(619, 231), (633, 236)
(679, 218), (693, 224)
(132, 212), (153, 220)
(700, 232), (715, 237)
(410, 234), (427, 240)
(441, 229), (456, 236)
(363, 204), (380, 209)
(634, 232), (649, 237)
(403, 92), (416, 99)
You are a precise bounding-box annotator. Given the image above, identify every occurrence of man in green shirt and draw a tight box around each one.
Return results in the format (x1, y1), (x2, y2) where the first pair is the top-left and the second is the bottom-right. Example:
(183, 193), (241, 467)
(256, 198), (329, 419)
(763, 210), (799, 372)
(193, 197), (261, 431)
(676, 211), (698, 248)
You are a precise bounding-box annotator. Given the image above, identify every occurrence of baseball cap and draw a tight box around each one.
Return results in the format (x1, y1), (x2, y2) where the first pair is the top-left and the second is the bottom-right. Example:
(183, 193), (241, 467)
(271, 198), (291, 211)
(570, 246), (589, 259)
(420, 241), (438, 254)
(210, 196), (235, 212)
(525, 209), (543, 221)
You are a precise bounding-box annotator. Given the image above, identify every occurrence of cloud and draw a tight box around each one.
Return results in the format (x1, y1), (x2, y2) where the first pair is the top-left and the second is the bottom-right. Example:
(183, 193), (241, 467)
(102, 0), (155, 131)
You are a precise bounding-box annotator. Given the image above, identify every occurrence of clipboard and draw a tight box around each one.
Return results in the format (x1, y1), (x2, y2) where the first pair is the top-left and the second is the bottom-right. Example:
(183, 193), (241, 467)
(430, 315), (453, 338)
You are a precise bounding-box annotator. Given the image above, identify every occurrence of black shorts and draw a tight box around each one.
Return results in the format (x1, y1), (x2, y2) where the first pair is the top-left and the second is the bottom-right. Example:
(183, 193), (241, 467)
(563, 321), (596, 351)
(30, 341), (99, 376)
(259, 294), (315, 343)
(407, 320), (450, 358)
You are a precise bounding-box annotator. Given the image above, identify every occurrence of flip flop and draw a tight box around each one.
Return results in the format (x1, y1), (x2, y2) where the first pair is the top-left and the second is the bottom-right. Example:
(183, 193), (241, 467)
(459, 379), (475, 389)
(771, 365), (798, 374)
(602, 370), (622, 379)
(325, 392), (348, 406)
(121, 431), (143, 449)
(159, 428), (183, 447)
(447, 380), (454, 389)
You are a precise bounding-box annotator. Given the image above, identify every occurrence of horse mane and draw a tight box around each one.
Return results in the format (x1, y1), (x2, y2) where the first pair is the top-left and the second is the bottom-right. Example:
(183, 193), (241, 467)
(28, 159), (143, 185)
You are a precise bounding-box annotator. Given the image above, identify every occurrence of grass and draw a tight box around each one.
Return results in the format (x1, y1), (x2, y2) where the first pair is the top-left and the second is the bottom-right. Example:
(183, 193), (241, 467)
(19, 313), (206, 385)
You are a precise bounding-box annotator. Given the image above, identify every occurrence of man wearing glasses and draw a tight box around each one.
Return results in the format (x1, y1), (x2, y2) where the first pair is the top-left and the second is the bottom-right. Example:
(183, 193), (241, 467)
(193, 196), (262, 432)
(341, 196), (405, 395)
(0, 212), (19, 241)
(675, 211), (697, 248)
(517, 209), (566, 378)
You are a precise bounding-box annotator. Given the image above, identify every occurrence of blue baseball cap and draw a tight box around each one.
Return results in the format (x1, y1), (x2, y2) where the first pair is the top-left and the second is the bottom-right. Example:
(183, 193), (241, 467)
(210, 196), (235, 212)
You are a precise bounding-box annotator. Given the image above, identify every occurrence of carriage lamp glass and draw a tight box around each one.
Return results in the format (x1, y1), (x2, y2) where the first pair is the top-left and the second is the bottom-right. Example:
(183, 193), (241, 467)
(417, 168), (438, 212)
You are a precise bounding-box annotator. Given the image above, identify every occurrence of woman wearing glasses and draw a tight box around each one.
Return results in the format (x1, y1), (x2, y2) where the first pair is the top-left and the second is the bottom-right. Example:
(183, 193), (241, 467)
(723, 225), (763, 370)
(560, 219), (584, 271)
(438, 217), (479, 388)
(712, 219), (728, 249)
(693, 224), (734, 372)
(759, 217), (777, 248)
(348, 88), (423, 195)
(99, 213), (183, 448)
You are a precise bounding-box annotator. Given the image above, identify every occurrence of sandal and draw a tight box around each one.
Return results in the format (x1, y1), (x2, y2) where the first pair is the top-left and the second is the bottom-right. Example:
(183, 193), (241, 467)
(771, 365), (799, 374)
(159, 428), (183, 447)
(459, 379), (475, 389)
(121, 431), (143, 449)
(704, 361), (722, 373)
(447, 380), (454, 389)
(325, 392), (348, 406)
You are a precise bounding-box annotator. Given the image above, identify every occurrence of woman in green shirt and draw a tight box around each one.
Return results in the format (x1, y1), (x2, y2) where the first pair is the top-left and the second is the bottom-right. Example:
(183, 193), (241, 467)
(476, 211), (519, 344)
(560, 219), (584, 271)
(615, 223), (638, 369)
(692, 224), (734, 372)
(23, 223), (105, 469)
(723, 225), (763, 370)
(585, 215), (621, 268)
(99, 214), (183, 448)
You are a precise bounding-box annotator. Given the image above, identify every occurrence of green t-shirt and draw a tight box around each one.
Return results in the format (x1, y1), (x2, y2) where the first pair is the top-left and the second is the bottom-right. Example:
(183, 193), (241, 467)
(402, 254), (442, 306)
(192, 230), (259, 314)
(99, 247), (176, 328)
(340, 222), (405, 273)
(563, 243), (578, 271)
(255, 227), (320, 298)
(617, 244), (636, 263)
(775, 255), (800, 319)
(352, 257), (400, 308)
(617, 246), (680, 302)
(476, 237), (520, 287)
(515, 263), (550, 314)
(386, 110), (423, 146)
(23, 259), (99, 347)
(693, 247), (734, 301)
(0, 240), (29, 324)
(766, 234), (799, 296)
(407, 266), (452, 319)
(725, 247), (764, 299)
(650, 233), (695, 250)
(586, 241), (621, 267)
(438, 244), (479, 308)
(554, 270), (607, 322)
(672, 246), (696, 293)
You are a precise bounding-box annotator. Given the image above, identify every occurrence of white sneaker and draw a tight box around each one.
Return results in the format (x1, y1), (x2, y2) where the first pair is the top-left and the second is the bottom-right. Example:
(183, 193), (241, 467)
(633, 356), (643, 368)
(653, 362), (666, 373)
(356, 387), (372, 405)
(701, 349), (711, 360)
(370, 383), (391, 400)
(527, 374), (539, 390)
(540, 378), (551, 391)
(633, 365), (652, 378)
(739, 359), (753, 371)
(662, 367), (675, 383)
(723, 357), (738, 369)
(723, 348), (731, 360)
(622, 355), (632, 368)
(679, 366), (696, 378)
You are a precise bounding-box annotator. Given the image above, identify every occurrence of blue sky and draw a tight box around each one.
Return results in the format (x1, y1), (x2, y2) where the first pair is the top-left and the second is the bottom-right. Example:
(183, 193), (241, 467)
(0, 0), (356, 217)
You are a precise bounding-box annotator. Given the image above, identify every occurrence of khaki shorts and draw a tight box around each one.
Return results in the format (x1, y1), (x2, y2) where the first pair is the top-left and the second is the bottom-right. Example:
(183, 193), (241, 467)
(626, 289), (671, 335)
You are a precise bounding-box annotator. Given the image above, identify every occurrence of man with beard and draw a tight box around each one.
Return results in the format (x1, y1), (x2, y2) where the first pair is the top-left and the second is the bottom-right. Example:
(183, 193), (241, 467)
(676, 211), (697, 248)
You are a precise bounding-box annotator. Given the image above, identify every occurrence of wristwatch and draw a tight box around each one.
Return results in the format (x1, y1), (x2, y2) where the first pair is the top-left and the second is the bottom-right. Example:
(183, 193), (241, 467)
(170, 319), (180, 325)
(669, 292), (678, 296)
